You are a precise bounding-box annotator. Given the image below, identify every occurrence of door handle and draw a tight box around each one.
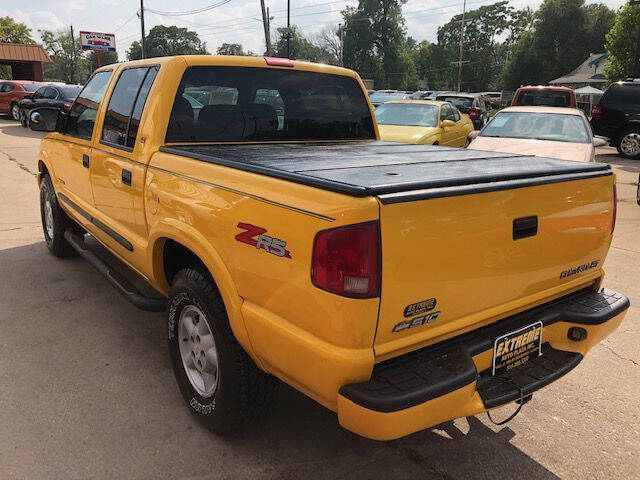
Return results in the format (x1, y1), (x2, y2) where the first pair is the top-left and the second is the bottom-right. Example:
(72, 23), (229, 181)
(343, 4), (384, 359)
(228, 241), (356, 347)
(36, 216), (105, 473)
(513, 216), (538, 240)
(82, 154), (90, 168)
(122, 169), (132, 186)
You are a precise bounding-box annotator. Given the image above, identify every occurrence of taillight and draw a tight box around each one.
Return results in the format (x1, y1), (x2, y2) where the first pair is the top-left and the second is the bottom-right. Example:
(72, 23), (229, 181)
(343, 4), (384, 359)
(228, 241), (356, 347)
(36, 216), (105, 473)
(612, 183), (617, 234)
(469, 107), (479, 120)
(311, 221), (381, 298)
(592, 104), (601, 120)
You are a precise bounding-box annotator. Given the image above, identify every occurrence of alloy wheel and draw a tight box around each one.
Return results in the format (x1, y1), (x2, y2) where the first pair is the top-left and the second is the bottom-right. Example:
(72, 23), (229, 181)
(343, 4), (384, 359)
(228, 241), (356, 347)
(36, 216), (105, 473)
(620, 132), (640, 157)
(178, 305), (219, 397)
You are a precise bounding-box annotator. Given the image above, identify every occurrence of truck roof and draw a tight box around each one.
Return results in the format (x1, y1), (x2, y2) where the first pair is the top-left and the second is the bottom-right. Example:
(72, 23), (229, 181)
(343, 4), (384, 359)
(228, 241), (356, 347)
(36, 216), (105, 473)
(94, 55), (360, 79)
(161, 142), (611, 203)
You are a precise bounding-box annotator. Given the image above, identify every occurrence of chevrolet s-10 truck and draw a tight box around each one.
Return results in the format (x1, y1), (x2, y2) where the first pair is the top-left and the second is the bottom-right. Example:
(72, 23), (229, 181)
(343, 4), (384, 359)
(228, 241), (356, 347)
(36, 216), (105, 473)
(29, 55), (629, 440)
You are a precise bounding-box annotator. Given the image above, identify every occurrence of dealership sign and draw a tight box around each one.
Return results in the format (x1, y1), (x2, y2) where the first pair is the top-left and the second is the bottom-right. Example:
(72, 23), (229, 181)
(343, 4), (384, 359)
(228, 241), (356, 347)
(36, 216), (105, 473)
(80, 31), (116, 52)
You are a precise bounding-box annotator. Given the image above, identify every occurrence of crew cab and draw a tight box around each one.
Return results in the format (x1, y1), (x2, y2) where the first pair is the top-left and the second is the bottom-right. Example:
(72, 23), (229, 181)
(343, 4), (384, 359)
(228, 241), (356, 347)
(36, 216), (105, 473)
(29, 56), (629, 441)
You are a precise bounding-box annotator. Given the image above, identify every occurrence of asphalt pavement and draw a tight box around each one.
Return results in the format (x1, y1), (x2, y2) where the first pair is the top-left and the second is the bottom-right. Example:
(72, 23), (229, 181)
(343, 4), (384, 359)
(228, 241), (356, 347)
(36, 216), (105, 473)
(0, 118), (638, 480)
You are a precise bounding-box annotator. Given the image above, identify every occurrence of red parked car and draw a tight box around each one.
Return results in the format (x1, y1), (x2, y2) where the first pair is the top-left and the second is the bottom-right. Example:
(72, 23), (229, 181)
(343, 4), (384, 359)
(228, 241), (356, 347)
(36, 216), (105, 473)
(512, 86), (577, 108)
(0, 80), (43, 120)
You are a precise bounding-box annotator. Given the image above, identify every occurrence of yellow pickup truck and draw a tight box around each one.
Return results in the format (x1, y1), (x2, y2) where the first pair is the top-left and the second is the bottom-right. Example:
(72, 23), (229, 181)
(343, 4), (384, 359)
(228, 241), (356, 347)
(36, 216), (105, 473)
(29, 55), (629, 440)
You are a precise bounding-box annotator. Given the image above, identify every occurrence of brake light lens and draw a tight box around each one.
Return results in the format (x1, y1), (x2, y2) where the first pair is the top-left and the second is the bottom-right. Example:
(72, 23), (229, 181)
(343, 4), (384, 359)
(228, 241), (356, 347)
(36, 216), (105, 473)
(469, 107), (479, 120)
(592, 104), (601, 120)
(612, 183), (617, 234)
(311, 221), (381, 298)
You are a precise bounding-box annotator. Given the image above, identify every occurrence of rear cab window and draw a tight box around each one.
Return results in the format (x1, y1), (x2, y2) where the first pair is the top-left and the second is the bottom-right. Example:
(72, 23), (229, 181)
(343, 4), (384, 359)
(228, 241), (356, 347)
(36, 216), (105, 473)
(166, 66), (374, 143)
(102, 66), (159, 149)
(601, 84), (640, 107)
(515, 90), (571, 107)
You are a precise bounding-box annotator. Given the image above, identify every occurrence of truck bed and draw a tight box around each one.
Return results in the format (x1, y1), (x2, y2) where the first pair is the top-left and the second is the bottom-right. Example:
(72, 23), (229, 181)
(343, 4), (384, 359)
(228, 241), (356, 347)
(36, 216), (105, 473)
(160, 141), (611, 202)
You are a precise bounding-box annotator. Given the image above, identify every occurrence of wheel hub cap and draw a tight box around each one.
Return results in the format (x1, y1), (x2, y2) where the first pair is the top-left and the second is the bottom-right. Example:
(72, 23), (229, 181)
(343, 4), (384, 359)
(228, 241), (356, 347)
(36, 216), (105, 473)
(44, 198), (54, 239)
(178, 305), (219, 397)
(621, 133), (640, 156)
(12, 104), (19, 119)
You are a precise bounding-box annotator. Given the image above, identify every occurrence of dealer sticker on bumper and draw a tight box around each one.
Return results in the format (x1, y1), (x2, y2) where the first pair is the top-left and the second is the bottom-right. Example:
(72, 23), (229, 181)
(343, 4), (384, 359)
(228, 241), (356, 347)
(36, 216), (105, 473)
(492, 321), (543, 375)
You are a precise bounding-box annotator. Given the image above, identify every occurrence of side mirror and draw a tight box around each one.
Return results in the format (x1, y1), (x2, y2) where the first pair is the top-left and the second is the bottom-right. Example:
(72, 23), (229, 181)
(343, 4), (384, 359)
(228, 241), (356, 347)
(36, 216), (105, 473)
(468, 130), (480, 141)
(592, 136), (607, 148)
(29, 108), (62, 132)
(441, 119), (455, 128)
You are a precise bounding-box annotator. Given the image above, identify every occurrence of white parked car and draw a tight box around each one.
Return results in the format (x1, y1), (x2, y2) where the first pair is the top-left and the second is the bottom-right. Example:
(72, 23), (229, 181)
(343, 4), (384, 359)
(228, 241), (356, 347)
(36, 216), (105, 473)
(468, 106), (606, 162)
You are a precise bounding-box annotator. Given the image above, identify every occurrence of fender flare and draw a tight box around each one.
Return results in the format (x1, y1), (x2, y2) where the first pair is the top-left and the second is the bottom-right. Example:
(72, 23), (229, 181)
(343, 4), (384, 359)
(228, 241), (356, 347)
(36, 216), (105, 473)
(148, 219), (262, 367)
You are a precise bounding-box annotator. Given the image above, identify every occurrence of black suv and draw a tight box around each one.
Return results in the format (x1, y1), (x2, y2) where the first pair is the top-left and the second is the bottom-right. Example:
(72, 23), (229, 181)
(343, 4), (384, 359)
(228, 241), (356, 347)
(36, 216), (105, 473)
(591, 80), (640, 158)
(435, 93), (489, 130)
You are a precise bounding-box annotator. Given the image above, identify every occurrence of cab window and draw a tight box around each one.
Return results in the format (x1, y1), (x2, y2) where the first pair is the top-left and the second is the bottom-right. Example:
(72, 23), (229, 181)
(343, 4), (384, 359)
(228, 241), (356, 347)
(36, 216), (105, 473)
(65, 70), (112, 140)
(102, 66), (158, 149)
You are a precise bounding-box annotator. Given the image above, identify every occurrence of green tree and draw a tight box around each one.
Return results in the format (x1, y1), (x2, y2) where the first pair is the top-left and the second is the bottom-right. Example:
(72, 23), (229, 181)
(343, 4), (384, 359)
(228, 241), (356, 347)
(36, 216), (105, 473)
(342, 0), (410, 89)
(39, 29), (89, 83)
(501, 0), (615, 89)
(605, 3), (640, 81)
(127, 25), (208, 60)
(217, 43), (245, 55)
(87, 50), (118, 72)
(437, 1), (531, 91)
(0, 16), (34, 43)
(412, 41), (455, 90)
(273, 26), (334, 64)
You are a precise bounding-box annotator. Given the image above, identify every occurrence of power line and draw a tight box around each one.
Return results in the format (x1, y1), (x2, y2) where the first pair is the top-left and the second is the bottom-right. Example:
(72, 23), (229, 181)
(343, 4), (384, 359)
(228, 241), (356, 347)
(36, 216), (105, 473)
(145, 0), (234, 17)
(113, 11), (139, 32)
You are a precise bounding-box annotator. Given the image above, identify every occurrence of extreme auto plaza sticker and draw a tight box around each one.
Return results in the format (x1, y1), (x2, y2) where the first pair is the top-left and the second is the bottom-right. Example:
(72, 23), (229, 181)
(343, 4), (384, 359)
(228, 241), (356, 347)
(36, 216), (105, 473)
(492, 321), (543, 375)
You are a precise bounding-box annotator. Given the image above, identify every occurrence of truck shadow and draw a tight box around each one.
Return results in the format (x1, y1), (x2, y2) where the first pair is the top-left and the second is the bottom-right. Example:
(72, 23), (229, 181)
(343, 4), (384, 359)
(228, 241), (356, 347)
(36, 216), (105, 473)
(0, 121), (46, 139)
(0, 241), (560, 480)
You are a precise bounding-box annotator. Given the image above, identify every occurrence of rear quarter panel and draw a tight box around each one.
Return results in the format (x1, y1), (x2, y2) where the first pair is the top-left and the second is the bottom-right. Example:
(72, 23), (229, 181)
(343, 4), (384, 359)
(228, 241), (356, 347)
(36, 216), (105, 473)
(145, 151), (381, 407)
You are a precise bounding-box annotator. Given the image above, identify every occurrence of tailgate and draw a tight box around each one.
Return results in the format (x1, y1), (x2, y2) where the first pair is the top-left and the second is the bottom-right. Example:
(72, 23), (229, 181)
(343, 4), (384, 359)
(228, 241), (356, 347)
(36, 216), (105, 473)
(374, 174), (615, 358)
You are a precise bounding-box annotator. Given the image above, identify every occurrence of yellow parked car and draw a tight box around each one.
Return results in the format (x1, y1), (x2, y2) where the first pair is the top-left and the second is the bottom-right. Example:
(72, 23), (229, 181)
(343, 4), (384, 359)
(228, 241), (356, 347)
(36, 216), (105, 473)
(375, 100), (474, 147)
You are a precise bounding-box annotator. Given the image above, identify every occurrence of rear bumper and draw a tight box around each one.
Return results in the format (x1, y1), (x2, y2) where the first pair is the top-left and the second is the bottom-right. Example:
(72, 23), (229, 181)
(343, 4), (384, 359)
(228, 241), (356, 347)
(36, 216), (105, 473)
(337, 288), (629, 440)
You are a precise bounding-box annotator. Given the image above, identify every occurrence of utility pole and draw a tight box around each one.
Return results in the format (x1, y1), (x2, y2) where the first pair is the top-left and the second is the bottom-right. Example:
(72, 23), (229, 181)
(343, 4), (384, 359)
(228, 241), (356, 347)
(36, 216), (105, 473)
(456, 0), (467, 92)
(139, 0), (146, 59)
(338, 23), (345, 67)
(260, 0), (272, 55)
(286, 0), (291, 58)
(631, 0), (640, 77)
(69, 25), (75, 84)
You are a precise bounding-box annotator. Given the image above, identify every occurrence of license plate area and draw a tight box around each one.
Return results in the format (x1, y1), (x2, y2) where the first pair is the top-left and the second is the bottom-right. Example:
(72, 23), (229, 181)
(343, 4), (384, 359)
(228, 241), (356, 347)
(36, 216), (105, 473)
(492, 321), (543, 375)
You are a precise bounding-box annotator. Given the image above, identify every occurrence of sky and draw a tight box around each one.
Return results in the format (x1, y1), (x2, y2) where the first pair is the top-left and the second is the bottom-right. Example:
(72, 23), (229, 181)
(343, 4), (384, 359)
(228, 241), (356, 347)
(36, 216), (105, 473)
(6, 0), (628, 60)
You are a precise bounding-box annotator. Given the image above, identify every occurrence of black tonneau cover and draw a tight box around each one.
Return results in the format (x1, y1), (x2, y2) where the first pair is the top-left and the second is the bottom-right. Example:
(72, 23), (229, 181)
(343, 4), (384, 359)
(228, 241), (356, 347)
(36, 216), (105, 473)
(160, 141), (611, 203)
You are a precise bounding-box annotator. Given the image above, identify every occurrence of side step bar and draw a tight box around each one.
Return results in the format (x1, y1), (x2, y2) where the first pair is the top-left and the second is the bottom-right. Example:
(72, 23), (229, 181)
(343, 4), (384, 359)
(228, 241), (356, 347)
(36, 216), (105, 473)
(64, 230), (167, 312)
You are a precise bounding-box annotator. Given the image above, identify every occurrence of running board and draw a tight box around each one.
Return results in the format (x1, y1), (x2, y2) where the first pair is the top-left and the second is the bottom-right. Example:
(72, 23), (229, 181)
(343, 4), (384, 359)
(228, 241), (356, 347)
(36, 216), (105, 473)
(64, 230), (167, 312)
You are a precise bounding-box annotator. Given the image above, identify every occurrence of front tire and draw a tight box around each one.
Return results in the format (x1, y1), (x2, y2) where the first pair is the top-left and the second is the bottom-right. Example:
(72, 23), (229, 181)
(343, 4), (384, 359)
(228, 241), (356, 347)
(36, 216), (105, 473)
(617, 129), (640, 159)
(39, 175), (76, 257)
(167, 267), (278, 435)
(10, 103), (20, 121)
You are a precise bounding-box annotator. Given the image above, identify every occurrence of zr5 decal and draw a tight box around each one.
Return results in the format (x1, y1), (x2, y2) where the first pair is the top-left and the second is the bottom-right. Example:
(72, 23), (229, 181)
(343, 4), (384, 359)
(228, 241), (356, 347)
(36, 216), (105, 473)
(235, 223), (291, 258)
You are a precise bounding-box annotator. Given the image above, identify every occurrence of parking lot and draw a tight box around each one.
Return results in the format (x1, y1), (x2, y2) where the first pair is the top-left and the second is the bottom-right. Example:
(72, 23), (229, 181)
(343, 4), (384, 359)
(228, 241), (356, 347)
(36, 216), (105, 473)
(0, 116), (638, 479)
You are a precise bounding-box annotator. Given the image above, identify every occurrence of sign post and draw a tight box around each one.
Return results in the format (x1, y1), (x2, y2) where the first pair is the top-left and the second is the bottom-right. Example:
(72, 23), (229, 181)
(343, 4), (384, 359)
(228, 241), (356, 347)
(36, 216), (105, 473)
(79, 31), (116, 69)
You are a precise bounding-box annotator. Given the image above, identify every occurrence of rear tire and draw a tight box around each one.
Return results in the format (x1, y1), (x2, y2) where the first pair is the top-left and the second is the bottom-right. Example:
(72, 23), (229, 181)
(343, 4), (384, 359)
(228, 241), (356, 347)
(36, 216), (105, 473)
(167, 267), (278, 435)
(39, 175), (76, 258)
(616, 129), (640, 159)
